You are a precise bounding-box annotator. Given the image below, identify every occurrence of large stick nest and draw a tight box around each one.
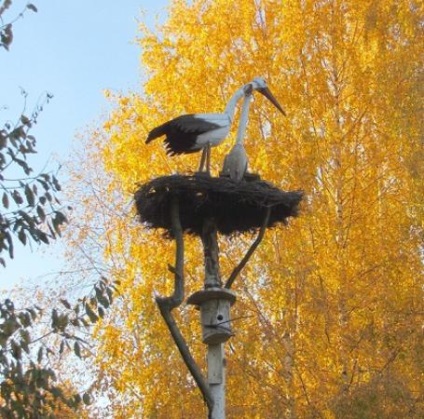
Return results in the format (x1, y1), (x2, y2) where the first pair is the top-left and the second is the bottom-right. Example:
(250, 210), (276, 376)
(135, 174), (303, 237)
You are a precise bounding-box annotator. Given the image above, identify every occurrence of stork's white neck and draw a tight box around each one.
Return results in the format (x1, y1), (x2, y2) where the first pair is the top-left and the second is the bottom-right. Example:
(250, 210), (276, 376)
(235, 94), (252, 145)
(224, 85), (247, 123)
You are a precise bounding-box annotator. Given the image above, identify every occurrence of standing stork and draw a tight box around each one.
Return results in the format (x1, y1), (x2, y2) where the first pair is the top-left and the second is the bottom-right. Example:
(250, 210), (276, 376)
(221, 86), (254, 182)
(145, 77), (285, 173)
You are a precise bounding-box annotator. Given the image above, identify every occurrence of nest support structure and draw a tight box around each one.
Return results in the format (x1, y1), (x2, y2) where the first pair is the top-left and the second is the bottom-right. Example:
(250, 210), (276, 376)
(134, 174), (303, 417)
(135, 174), (303, 237)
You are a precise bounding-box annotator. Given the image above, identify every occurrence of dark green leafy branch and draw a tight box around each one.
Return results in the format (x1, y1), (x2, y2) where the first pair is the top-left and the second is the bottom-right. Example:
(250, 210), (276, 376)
(0, 277), (120, 418)
(0, 0), (64, 267)
(0, 2), (107, 416)
(0, 90), (67, 267)
(0, 1), (38, 51)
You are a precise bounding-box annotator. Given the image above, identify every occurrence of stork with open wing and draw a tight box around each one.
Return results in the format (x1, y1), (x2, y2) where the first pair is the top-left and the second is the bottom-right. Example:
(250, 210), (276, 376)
(146, 78), (285, 173)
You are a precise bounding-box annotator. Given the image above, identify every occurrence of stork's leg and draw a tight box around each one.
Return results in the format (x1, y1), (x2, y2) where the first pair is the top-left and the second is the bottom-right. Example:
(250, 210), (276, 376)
(205, 142), (211, 175)
(198, 147), (207, 172)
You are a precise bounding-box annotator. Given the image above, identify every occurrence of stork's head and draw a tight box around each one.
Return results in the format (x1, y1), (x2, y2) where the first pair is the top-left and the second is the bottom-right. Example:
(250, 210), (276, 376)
(247, 77), (286, 116)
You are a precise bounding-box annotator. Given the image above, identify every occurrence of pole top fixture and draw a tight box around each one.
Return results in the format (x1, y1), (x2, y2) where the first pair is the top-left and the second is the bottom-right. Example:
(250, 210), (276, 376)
(187, 287), (236, 307)
(188, 288), (237, 345)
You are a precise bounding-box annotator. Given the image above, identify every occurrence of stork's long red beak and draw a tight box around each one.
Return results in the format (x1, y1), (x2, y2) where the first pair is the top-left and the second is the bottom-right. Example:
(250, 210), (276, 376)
(258, 87), (286, 116)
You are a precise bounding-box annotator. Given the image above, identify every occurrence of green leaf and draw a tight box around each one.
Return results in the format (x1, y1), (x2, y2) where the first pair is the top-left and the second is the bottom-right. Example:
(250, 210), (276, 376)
(85, 304), (99, 324)
(5, 231), (14, 258)
(19, 330), (30, 354)
(26, 308), (38, 321)
(83, 393), (91, 405)
(1, 24), (13, 50)
(18, 229), (27, 246)
(0, 130), (7, 148)
(24, 184), (35, 207)
(37, 346), (43, 364)
(37, 179), (49, 191)
(51, 308), (59, 329)
(37, 231), (49, 244)
(26, 134), (36, 143)
(2, 192), (9, 209)
(18, 312), (31, 328)
(74, 341), (81, 358)
(0, 333), (8, 347)
(50, 386), (63, 400)
(0, 1), (12, 15)
(53, 312), (69, 333)
(106, 287), (114, 304)
(27, 3), (38, 12)
(52, 175), (61, 191)
(11, 190), (23, 205)
(60, 299), (71, 309)
(98, 306), (105, 318)
(18, 210), (35, 228)
(95, 286), (110, 308)
(20, 115), (31, 126)
(36, 205), (46, 222)
(52, 211), (67, 236)
(10, 340), (22, 360)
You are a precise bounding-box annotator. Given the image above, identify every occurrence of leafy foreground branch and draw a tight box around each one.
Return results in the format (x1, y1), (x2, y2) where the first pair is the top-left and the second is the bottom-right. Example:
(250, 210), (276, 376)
(0, 277), (120, 418)
(1, 0), (66, 267)
(0, 89), (67, 267)
(0, 1), (38, 51)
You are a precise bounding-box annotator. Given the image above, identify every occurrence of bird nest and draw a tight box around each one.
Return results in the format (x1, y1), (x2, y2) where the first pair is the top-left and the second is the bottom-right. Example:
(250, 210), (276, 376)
(134, 174), (303, 237)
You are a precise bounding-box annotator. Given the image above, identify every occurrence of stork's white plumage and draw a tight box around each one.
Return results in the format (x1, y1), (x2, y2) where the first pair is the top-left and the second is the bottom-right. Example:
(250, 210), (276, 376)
(222, 91), (253, 181)
(146, 77), (285, 172)
(222, 144), (248, 182)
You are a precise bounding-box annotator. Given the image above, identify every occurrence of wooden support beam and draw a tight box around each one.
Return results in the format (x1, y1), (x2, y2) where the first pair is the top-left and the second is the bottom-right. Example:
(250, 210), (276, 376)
(201, 217), (222, 288)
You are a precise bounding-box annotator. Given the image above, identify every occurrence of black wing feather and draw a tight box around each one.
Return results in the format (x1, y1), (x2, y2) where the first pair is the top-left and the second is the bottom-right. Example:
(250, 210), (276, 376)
(146, 114), (221, 155)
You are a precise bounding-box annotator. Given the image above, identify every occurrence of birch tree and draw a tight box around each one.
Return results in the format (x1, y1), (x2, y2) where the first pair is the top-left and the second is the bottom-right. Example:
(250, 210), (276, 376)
(69, 0), (423, 416)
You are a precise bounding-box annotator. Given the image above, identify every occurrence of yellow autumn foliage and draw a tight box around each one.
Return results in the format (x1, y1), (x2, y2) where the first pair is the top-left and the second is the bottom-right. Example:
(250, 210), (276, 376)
(69, 0), (423, 417)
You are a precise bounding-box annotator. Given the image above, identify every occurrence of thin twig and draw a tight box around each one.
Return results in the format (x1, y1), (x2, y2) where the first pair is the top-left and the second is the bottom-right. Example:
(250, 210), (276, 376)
(225, 207), (271, 289)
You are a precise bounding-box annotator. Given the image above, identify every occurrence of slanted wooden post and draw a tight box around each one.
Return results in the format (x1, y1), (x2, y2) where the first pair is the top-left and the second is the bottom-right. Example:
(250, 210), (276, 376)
(188, 217), (236, 419)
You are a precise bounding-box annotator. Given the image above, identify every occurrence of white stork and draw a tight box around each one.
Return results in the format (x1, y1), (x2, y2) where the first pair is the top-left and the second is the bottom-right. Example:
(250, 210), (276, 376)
(145, 77), (285, 173)
(222, 87), (253, 181)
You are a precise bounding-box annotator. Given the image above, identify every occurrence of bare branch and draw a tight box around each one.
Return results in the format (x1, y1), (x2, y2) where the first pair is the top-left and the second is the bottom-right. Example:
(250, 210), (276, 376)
(156, 195), (184, 308)
(155, 195), (214, 414)
(225, 207), (271, 289)
(155, 301), (214, 413)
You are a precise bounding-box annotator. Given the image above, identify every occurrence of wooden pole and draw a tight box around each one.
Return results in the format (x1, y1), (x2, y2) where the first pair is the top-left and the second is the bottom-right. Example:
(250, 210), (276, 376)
(208, 344), (225, 419)
(201, 217), (222, 289)
(201, 217), (225, 419)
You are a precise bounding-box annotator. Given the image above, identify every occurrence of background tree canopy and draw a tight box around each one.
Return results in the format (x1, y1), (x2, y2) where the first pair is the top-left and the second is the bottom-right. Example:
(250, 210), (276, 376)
(63, 0), (424, 416)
